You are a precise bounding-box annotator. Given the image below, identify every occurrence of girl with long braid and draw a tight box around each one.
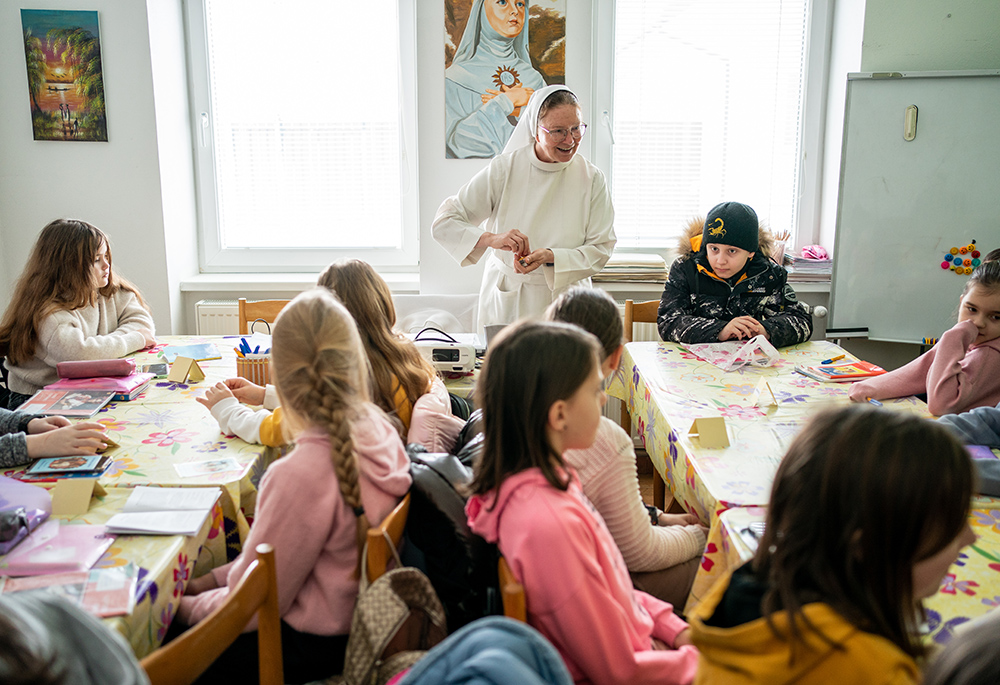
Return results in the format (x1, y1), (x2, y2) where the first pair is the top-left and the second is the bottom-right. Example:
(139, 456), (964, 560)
(176, 289), (411, 684)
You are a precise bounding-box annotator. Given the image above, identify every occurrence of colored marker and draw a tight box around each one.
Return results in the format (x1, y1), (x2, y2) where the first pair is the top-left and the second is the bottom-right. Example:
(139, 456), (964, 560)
(821, 354), (845, 364)
(867, 397), (882, 406)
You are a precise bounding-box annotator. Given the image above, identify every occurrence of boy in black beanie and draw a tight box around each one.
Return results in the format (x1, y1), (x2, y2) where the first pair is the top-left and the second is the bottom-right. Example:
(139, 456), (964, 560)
(657, 201), (813, 346)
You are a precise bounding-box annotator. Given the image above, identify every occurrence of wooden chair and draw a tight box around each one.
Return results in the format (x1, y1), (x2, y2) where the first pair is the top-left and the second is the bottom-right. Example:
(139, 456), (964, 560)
(141, 543), (283, 685)
(622, 299), (668, 511)
(237, 298), (290, 335)
(365, 493), (411, 584)
(623, 299), (659, 344)
(498, 556), (526, 623)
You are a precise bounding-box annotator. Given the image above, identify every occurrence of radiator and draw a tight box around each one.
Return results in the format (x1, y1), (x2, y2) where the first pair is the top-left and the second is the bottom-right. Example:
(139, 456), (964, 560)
(195, 300), (239, 335)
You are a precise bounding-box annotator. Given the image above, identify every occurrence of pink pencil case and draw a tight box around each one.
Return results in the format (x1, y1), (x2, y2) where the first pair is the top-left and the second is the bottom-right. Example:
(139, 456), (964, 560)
(56, 359), (135, 379)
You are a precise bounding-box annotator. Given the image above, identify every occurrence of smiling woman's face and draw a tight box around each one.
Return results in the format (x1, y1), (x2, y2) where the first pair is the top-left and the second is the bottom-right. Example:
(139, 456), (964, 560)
(534, 104), (584, 163)
(484, 0), (526, 39)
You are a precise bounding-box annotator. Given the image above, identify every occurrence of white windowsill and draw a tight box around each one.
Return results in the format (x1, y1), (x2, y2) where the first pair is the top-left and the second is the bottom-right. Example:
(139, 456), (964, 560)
(180, 271), (421, 294)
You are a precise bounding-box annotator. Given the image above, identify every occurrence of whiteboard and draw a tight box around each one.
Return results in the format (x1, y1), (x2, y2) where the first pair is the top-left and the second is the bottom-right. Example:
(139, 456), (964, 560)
(829, 71), (1000, 344)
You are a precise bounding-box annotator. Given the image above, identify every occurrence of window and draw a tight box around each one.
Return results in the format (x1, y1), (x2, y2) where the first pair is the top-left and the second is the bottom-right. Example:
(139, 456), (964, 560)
(593, 0), (830, 250)
(185, 0), (418, 271)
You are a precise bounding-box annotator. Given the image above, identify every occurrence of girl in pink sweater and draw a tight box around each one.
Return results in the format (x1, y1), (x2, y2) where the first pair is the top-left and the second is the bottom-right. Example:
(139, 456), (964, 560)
(467, 320), (698, 685)
(849, 260), (1000, 415)
(176, 289), (411, 684)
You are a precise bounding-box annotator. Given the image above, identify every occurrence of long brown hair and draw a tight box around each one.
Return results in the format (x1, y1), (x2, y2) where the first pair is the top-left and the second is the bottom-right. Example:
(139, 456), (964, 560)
(753, 406), (973, 659)
(271, 289), (372, 572)
(317, 259), (436, 434)
(469, 319), (600, 497)
(0, 219), (147, 364)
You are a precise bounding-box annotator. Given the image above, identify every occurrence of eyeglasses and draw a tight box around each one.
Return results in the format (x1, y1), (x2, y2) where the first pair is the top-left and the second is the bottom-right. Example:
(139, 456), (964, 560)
(538, 123), (588, 141)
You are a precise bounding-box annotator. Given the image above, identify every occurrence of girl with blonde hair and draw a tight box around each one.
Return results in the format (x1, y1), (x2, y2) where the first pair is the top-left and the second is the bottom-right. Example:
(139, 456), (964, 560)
(178, 289), (411, 683)
(0, 219), (154, 407)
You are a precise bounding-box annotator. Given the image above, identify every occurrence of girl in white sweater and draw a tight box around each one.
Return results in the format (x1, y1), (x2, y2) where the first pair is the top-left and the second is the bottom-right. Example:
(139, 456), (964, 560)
(0, 220), (155, 407)
(546, 287), (707, 609)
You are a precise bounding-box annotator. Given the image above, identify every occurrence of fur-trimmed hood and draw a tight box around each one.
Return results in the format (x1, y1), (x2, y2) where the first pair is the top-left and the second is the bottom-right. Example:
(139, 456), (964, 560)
(678, 216), (775, 259)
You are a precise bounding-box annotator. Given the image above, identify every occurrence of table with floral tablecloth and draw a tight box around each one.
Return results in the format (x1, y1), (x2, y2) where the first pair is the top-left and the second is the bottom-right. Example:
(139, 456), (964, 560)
(2, 335), (278, 654)
(697, 499), (1000, 644)
(0, 487), (222, 658)
(605, 340), (931, 612)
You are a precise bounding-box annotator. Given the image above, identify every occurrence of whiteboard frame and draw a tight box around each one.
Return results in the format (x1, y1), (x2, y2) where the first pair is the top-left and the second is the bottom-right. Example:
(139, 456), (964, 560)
(829, 70), (1000, 344)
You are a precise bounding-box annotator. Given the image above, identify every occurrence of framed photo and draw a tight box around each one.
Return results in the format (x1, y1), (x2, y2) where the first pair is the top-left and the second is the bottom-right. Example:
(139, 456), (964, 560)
(444, 0), (566, 159)
(21, 9), (109, 142)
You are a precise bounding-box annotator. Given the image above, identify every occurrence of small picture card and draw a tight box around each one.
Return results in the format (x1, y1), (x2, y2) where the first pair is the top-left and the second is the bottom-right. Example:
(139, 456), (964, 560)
(27, 455), (102, 474)
(174, 458), (242, 478)
(688, 417), (730, 449)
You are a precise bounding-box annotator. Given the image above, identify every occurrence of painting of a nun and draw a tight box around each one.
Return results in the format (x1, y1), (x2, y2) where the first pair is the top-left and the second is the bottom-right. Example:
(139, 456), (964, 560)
(445, 0), (565, 159)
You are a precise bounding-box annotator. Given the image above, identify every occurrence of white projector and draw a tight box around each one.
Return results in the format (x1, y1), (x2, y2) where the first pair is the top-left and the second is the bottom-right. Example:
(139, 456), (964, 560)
(414, 339), (476, 373)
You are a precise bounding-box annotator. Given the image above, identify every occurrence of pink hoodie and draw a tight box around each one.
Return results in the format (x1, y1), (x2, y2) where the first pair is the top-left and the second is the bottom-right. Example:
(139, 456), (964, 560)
(178, 404), (411, 635)
(467, 467), (698, 685)
(848, 320), (1000, 416)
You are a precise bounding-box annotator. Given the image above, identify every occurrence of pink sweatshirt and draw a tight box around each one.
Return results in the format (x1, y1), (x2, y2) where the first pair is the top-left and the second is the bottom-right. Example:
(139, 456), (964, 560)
(178, 404), (411, 635)
(848, 320), (1000, 416)
(467, 468), (699, 685)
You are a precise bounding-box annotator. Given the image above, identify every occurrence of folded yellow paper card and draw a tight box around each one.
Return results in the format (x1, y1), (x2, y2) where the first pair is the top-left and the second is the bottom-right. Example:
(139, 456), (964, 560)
(167, 356), (206, 383)
(688, 416), (730, 448)
(750, 378), (778, 408)
(51, 478), (106, 516)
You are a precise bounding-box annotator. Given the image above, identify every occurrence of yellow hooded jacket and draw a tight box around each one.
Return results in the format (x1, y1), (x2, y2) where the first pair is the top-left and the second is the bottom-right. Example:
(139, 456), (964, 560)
(689, 569), (920, 685)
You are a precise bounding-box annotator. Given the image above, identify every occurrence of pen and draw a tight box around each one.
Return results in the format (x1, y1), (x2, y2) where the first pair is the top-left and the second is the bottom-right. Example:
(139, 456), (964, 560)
(821, 354), (845, 364)
(867, 397), (882, 406)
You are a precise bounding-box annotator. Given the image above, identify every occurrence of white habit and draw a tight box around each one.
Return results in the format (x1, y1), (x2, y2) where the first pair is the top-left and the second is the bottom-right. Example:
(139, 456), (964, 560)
(432, 139), (616, 331)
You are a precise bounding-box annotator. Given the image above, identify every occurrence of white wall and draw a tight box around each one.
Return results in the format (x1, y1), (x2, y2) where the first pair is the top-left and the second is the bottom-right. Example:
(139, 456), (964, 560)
(861, 0), (1000, 72)
(0, 0), (185, 333)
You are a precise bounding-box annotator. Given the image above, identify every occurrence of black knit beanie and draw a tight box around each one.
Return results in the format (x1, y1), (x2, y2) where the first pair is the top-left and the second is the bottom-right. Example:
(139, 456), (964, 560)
(701, 202), (759, 253)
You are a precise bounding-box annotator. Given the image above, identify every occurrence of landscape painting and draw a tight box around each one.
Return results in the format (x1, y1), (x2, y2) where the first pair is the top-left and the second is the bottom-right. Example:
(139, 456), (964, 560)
(21, 9), (108, 142)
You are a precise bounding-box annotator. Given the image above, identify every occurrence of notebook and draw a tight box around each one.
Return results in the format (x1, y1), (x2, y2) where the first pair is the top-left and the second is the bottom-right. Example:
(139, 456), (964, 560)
(17, 389), (115, 418)
(105, 486), (220, 536)
(46, 372), (154, 401)
(793, 360), (886, 382)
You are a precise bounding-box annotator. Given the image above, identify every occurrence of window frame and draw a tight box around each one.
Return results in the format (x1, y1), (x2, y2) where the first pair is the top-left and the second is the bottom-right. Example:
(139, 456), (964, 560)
(183, 0), (420, 273)
(589, 0), (834, 255)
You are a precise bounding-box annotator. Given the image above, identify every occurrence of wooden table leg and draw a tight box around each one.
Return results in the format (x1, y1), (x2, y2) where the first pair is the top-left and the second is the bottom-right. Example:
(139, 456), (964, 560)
(653, 469), (666, 511)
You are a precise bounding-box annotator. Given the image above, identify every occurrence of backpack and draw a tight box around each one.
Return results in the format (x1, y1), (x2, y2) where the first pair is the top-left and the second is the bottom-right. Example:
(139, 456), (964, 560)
(402, 434), (501, 633)
(342, 567), (448, 685)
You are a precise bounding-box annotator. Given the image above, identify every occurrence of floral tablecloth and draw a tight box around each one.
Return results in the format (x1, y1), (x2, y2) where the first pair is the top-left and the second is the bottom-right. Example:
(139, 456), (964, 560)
(697, 501), (1000, 645)
(0, 487), (221, 658)
(4, 336), (276, 565)
(605, 340), (932, 613)
(607, 341), (930, 531)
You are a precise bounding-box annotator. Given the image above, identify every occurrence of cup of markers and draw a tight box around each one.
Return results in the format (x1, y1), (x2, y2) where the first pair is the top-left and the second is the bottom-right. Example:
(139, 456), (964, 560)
(235, 337), (272, 385)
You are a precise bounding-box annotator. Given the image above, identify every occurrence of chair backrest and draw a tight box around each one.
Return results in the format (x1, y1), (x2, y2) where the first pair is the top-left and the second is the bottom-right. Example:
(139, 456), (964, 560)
(237, 298), (291, 335)
(623, 299), (659, 343)
(141, 543), (283, 685)
(366, 493), (411, 584)
(498, 556), (526, 623)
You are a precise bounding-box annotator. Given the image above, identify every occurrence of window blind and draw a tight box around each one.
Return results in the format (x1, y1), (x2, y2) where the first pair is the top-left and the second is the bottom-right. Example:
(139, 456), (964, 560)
(612, 0), (809, 247)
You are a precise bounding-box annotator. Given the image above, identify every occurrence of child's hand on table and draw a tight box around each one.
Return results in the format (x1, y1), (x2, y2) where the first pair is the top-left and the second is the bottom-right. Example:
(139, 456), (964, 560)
(25, 420), (109, 458)
(719, 316), (768, 341)
(196, 382), (235, 411)
(658, 512), (700, 527)
(223, 377), (266, 405)
(184, 573), (219, 595)
(138, 328), (156, 347)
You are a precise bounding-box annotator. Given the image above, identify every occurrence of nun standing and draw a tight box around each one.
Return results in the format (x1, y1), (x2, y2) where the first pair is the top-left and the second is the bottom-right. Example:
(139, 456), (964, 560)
(445, 0), (546, 159)
(433, 85), (617, 332)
